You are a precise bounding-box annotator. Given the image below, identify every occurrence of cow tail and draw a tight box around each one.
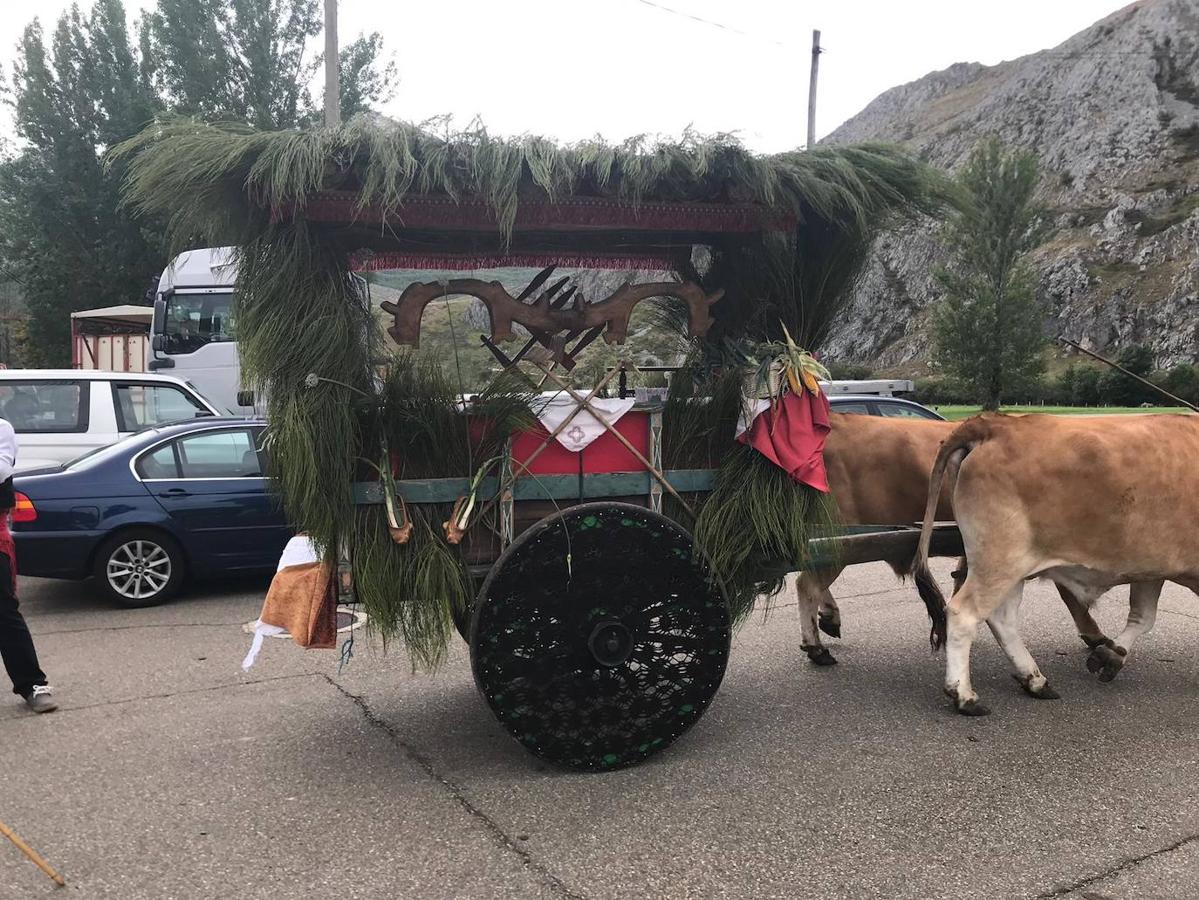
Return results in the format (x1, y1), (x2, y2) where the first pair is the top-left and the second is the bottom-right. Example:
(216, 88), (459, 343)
(912, 418), (989, 651)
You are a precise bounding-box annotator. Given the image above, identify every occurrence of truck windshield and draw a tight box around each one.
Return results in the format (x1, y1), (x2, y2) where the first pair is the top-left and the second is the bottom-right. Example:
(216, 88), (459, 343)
(162, 291), (235, 355)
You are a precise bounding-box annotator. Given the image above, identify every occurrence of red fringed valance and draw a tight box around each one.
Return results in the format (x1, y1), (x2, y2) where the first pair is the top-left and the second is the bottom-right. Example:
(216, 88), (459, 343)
(350, 251), (676, 273)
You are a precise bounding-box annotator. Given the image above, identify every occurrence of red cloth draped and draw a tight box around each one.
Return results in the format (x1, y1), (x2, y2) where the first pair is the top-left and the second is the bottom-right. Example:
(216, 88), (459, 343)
(736, 390), (832, 492)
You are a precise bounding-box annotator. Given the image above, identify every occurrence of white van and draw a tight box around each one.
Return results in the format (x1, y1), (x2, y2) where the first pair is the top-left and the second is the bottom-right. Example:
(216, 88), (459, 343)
(0, 370), (222, 472)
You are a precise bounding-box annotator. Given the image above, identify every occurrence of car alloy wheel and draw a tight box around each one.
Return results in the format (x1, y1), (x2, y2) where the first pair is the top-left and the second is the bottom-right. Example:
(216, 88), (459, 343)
(106, 539), (173, 602)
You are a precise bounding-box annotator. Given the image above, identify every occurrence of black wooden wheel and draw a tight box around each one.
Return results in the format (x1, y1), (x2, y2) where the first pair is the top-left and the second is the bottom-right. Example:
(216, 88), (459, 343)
(451, 597), (473, 643)
(470, 502), (731, 771)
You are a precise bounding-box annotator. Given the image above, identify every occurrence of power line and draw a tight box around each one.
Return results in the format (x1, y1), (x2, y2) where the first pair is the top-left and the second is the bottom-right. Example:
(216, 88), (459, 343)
(632, 0), (791, 48)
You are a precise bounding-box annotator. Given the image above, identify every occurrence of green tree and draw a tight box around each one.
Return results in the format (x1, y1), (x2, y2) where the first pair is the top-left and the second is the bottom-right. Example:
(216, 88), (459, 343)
(1157, 363), (1199, 407)
(139, 0), (395, 128)
(932, 137), (1047, 410)
(0, 0), (394, 365)
(1097, 344), (1154, 406)
(1072, 365), (1102, 405)
(0, 6), (158, 363)
(1055, 365), (1079, 405)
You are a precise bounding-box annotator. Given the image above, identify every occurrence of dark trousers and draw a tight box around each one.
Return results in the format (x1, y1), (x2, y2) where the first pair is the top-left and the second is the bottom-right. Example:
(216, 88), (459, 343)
(0, 553), (46, 697)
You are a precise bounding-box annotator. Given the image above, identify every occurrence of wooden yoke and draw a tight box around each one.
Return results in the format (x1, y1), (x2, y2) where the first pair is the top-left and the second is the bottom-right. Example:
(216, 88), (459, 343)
(380, 276), (723, 350)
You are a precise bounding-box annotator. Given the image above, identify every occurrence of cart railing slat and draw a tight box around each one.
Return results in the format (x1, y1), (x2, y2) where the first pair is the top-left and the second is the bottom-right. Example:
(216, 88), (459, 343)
(353, 469), (715, 505)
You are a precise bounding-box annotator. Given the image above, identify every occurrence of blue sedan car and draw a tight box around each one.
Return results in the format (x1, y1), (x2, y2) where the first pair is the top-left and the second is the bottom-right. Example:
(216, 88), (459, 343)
(13, 418), (292, 606)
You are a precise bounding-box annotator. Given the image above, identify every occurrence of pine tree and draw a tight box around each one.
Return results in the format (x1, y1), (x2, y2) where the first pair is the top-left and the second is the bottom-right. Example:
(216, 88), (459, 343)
(933, 137), (1047, 411)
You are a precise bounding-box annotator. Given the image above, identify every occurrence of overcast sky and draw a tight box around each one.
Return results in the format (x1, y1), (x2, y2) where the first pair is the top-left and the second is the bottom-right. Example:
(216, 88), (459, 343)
(0, 0), (1130, 151)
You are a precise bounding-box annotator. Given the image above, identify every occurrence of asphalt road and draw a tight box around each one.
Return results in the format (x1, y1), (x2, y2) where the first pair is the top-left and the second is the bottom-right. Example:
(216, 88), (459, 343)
(5, 561), (1199, 899)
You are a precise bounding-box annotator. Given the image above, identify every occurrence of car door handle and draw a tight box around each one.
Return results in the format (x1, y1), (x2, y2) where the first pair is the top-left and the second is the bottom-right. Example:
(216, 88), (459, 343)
(157, 488), (190, 498)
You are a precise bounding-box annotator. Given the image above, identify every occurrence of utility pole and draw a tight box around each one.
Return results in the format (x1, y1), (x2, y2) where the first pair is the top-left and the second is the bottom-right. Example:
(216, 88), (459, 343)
(324, 0), (340, 127)
(807, 29), (822, 149)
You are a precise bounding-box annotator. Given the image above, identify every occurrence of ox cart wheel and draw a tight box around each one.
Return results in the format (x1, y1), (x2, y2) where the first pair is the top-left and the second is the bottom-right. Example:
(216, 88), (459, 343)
(470, 502), (730, 771)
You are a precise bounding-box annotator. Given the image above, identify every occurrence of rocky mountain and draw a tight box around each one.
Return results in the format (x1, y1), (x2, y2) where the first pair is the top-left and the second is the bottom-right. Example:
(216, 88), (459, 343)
(822, 0), (1199, 371)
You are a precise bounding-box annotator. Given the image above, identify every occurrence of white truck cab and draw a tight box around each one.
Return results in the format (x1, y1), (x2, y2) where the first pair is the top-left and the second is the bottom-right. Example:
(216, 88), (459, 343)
(148, 247), (250, 415)
(148, 247), (369, 416)
(0, 370), (221, 472)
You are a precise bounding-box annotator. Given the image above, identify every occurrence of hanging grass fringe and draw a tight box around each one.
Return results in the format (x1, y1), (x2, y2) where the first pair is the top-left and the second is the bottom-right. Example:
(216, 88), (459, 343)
(343, 353), (533, 666)
(350, 504), (471, 670)
(661, 359), (745, 472)
(693, 444), (839, 625)
(376, 351), (533, 480)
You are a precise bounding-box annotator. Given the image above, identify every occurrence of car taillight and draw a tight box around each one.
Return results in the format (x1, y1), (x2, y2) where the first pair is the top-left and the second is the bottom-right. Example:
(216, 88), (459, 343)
(12, 492), (36, 523)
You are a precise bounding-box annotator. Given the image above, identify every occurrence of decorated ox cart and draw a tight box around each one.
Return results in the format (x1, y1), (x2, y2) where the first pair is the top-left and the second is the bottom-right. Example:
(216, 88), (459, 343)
(117, 120), (958, 770)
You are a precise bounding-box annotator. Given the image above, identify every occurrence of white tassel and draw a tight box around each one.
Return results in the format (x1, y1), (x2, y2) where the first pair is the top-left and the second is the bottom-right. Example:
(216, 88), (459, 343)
(241, 621), (288, 671)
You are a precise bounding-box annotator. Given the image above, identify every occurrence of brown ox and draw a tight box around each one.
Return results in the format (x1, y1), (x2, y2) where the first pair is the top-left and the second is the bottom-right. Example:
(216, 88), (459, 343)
(799, 412), (1115, 666)
(796, 413), (956, 664)
(913, 413), (1199, 715)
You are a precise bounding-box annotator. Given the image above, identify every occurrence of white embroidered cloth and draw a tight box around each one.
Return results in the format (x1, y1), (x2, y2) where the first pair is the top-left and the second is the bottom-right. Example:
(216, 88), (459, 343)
(532, 392), (636, 451)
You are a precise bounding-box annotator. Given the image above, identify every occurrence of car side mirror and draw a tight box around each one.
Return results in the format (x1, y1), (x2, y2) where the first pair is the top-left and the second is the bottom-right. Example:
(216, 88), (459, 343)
(236, 390), (255, 408)
(152, 334), (165, 352)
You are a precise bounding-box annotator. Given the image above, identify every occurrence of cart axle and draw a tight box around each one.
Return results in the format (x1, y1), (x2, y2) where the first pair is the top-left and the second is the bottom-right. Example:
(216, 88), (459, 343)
(589, 620), (634, 667)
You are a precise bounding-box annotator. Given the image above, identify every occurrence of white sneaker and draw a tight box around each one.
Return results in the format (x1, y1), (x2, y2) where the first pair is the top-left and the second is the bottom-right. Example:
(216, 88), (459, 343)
(24, 685), (57, 714)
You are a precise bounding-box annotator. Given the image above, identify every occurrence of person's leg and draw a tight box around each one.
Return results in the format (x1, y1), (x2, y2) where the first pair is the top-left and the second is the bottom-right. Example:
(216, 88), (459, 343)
(0, 552), (48, 698)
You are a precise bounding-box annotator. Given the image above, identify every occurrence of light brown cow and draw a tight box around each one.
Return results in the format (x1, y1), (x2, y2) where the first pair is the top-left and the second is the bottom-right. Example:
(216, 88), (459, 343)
(796, 413), (957, 664)
(799, 412), (1114, 665)
(913, 413), (1199, 715)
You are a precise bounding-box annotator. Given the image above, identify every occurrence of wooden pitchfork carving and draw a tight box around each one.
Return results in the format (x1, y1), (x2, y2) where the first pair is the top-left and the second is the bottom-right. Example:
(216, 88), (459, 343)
(379, 270), (722, 354)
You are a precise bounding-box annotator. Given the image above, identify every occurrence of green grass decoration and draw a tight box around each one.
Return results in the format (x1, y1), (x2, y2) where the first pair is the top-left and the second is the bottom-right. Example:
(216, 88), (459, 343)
(693, 444), (839, 624)
(373, 351), (533, 480)
(112, 116), (943, 664)
(660, 357), (745, 471)
(349, 504), (472, 669)
(235, 224), (375, 560)
(349, 353), (533, 662)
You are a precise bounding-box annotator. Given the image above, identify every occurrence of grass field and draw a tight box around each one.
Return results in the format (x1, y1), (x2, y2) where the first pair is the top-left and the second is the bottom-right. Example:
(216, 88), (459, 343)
(932, 405), (1193, 421)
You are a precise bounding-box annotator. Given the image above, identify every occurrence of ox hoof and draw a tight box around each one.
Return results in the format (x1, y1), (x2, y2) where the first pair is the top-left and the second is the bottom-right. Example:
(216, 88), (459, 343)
(1013, 674), (1060, 700)
(1087, 644), (1127, 683)
(818, 610), (841, 639)
(955, 698), (991, 717)
(1081, 635), (1115, 651)
(805, 647), (839, 666)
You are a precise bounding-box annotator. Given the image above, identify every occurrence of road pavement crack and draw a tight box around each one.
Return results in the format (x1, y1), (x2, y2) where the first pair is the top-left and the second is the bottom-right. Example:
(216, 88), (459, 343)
(1159, 607), (1199, 622)
(322, 675), (588, 900)
(1035, 831), (1199, 897)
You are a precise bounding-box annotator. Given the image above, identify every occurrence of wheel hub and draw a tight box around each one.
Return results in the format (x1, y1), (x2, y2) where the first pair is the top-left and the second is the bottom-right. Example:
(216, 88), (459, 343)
(588, 620), (633, 667)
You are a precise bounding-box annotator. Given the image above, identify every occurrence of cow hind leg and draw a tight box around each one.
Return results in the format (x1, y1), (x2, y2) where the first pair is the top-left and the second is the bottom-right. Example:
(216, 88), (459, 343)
(951, 556), (968, 594)
(797, 571), (839, 666)
(944, 575), (1024, 716)
(986, 584), (1060, 701)
(1087, 580), (1163, 683)
(1055, 582), (1112, 651)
